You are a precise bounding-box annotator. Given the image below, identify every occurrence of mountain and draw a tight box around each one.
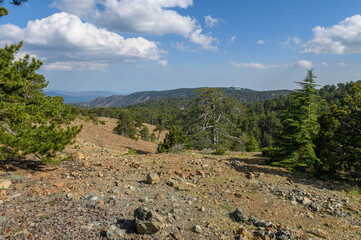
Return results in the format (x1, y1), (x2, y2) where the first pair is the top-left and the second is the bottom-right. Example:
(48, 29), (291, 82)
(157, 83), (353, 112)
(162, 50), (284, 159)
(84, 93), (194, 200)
(76, 87), (292, 108)
(44, 90), (121, 103)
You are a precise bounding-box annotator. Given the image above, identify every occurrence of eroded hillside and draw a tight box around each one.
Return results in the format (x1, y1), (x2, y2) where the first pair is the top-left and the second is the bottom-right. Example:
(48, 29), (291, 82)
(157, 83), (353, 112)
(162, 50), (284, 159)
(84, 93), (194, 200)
(1, 118), (360, 240)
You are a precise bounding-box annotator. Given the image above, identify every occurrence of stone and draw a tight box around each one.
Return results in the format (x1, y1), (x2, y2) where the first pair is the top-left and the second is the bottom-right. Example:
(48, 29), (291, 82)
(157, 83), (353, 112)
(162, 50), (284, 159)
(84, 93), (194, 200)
(106, 225), (125, 240)
(192, 225), (202, 233)
(53, 181), (65, 188)
(248, 215), (258, 225)
(0, 179), (11, 189)
(147, 173), (160, 185)
(177, 182), (194, 191)
(255, 220), (272, 228)
(155, 193), (165, 199)
(302, 197), (312, 205)
(82, 162), (90, 167)
(134, 206), (164, 234)
(310, 228), (328, 239)
(230, 208), (247, 223)
(71, 152), (84, 161)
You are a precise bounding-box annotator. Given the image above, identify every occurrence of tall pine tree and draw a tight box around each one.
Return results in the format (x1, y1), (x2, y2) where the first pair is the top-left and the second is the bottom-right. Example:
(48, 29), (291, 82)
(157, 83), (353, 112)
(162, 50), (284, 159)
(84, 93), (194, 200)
(272, 70), (321, 170)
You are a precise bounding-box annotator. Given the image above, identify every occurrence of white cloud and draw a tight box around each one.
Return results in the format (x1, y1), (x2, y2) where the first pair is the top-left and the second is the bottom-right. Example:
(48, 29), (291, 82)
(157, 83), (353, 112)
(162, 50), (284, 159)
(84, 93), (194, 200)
(231, 60), (312, 69)
(158, 60), (168, 67)
(44, 61), (108, 71)
(257, 40), (265, 45)
(0, 12), (161, 70)
(230, 36), (236, 43)
(54, 0), (217, 50)
(204, 15), (218, 28)
(293, 60), (313, 68)
(231, 61), (267, 69)
(338, 62), (347, 67)
(302, 15), (361, 54)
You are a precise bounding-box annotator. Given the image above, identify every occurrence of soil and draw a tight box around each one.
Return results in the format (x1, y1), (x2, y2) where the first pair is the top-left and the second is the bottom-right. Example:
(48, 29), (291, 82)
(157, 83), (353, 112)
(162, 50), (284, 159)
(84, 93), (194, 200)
(1, 117), (361, 240)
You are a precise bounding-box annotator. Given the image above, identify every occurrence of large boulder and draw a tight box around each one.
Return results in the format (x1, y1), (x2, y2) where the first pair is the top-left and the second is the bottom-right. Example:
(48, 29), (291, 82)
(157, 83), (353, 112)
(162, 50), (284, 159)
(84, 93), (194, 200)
(134, 206), (164, 234)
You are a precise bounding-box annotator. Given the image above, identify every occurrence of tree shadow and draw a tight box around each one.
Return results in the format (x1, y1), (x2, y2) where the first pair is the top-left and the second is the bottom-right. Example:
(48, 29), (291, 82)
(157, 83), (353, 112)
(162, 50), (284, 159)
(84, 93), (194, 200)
(225, 156), (354, 192)
(0, 158), (47, 172)
(125, 147), (152, 155)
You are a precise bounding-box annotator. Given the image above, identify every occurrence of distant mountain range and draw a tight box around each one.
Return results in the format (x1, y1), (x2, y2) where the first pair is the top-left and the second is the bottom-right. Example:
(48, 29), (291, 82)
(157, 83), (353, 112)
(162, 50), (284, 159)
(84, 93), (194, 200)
(74, 87), (292, 108)
(44, 90), (121, 103)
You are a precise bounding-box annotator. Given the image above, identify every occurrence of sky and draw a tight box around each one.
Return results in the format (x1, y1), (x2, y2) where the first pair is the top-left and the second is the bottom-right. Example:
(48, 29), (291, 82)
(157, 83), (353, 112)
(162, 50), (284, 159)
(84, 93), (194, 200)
(1, 0), (361, 93)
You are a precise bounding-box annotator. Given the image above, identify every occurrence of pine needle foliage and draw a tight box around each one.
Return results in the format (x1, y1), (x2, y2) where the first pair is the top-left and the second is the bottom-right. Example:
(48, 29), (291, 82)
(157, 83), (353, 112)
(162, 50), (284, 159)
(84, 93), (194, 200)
(0, 42), (82, 164)
(271, 70), (322, 170)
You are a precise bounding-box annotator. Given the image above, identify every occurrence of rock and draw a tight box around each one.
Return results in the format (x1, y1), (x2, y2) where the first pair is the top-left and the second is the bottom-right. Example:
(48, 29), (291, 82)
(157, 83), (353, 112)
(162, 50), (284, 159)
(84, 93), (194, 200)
(302, 197), (312, 205)
(70, 172), (79, 177)
(0, 179), (11, 189)
(248, 215), (259, 225)
(255, 220), (272, 228)
(71, 152), (84, 161)
(106, 225), (125, 240)
(310, 202), (321, 211)
(82, 162), (90, 167)
(134, 206), (164, 234)
(246, 172), (255, 180)
(176, 182), (194, 191)
(310, 228), (328, 239)
(192, 225), (202, 233)
(147, 173), (160, 185)
(230, 208), (247, 223)
(155, 193), (165, 199)
(53, 181), (65, 188)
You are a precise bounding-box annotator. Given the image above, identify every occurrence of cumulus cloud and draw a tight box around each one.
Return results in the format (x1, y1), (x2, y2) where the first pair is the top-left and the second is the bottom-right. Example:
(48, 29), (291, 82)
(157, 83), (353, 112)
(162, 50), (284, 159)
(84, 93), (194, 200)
(53, 0), (217, 50)
(204, 15), (218, 28)
(231, 60), (312, 69)
(293, 60), (313, 68)
(230, 36), (236, 43)
(0, 12), (163, 70)
(321, 62), (328, 66)
(257, 40), (265, 44)
(302, 15), (361, 54)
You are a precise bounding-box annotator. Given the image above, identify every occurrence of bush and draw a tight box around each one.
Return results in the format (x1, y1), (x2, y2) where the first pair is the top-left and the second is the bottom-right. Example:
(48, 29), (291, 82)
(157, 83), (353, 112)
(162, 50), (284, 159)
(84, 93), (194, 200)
(169, 144), (186, 154)
(214, 147), (226, 155)
(157, 126), (188, 153)
(261, 147), (278, 157)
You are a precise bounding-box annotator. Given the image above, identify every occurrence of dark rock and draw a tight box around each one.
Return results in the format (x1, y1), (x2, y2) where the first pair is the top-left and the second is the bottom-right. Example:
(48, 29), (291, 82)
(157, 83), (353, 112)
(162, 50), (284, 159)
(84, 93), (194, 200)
(248, 215), (259, 225)
(230, 208), (247, 223)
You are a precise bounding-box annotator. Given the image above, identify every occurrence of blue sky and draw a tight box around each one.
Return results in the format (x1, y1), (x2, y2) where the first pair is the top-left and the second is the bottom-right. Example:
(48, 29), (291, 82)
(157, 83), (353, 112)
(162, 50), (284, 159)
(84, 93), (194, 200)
(1, 0), (361, 93)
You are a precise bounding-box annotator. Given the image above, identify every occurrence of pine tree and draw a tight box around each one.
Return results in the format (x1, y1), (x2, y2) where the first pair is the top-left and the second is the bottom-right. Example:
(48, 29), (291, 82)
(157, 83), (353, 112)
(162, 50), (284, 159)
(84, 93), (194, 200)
(113, 109), (138, 140)
(317, 82), (361, 179)
(272, 70), (321, 170)
(157, 126), (188, 153)
(185, 88), (245, 150)
(0, 43), (82, 163)
(140, 126), (150, 141)
(246, 136), (261, 152)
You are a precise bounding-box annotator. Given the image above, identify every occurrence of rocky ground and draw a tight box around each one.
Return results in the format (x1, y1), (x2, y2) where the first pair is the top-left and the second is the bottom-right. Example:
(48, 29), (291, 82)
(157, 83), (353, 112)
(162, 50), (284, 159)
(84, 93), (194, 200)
(1, 118), (361, 240)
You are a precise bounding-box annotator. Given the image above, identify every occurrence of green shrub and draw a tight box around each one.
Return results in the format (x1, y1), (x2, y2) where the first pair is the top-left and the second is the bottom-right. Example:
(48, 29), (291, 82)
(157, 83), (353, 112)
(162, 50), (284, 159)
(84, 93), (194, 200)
(214, 147), (226, 155)
(262, 147), (278, 157)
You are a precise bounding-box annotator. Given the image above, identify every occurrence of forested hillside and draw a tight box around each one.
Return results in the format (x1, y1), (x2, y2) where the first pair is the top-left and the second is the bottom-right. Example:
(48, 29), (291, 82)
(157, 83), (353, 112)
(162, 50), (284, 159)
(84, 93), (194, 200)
(81, 75), (361, 181)
(76, 87), (291, 108)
